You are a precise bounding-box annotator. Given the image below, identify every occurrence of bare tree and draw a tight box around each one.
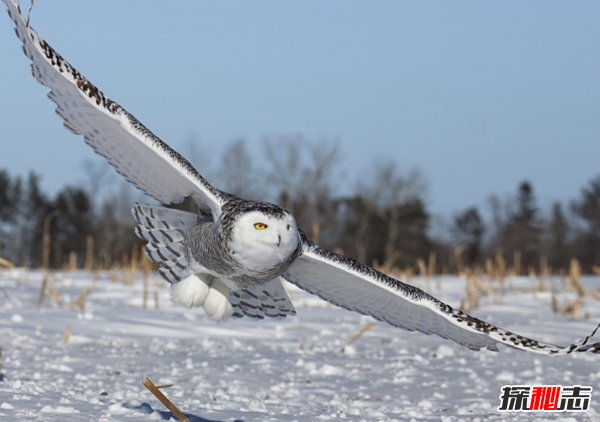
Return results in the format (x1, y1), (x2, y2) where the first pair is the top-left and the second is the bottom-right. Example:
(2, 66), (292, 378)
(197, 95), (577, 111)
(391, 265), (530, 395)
(81, 159), (113, 200)
(356, 162), (428, 263)
(261, 135), (341, 240)
(217, 138), (265, 199)
(184, 132), (216, 187)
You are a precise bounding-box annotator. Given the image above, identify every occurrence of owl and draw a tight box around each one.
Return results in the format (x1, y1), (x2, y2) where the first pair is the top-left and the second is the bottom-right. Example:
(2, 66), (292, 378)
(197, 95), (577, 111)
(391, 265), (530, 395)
(4, 0), (599, 355)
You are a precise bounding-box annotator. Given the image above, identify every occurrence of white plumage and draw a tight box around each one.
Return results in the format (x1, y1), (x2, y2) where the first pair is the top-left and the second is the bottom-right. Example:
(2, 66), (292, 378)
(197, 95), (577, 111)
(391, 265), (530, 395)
(4, 0), (600, 355)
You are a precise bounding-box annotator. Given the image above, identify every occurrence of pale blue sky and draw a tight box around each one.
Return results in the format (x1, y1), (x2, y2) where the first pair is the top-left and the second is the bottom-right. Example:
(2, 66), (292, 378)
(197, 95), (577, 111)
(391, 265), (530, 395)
(1, 1), (599, 220)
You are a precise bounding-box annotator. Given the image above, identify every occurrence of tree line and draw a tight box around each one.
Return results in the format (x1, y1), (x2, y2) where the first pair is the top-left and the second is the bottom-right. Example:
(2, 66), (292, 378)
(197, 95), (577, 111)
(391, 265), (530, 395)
(0, 136), (599, 274)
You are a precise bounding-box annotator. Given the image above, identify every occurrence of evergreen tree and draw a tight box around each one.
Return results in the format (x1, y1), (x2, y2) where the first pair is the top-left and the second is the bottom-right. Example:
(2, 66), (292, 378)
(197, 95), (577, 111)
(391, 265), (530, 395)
(54, 187), (93, 268)
(0, 171), (22, 260)
(546, 202), (570, 271)
(573, 175), (600, 233)
(572, 175), (600, 270)
(17, 173), (51, 266)
(452, 207), (485, 266)
(499, 181), (542, 272)
(512, 181), (538, 226)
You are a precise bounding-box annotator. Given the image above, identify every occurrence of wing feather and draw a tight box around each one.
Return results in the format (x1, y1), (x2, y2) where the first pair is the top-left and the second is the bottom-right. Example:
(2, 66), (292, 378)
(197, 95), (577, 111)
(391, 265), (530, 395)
(284, 238), (600, 355)
(230, 277), (296, 320)
(4, 0), (224, 216)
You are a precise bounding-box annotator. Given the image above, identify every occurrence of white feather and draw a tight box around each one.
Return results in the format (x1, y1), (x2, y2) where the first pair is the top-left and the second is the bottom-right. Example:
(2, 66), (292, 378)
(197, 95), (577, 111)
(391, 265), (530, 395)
(170, 274), (233, 321)
(170, 274), (210, 308)
(203, 281), (233, 321)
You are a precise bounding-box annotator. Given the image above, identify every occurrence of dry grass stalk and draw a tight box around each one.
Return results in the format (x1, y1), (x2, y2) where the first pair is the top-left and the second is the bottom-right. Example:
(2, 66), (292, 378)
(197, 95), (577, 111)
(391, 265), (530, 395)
(142, 255), (150, 310)
(108, 269), (119, 283)
(63, 326), (71, 344)
(416, 258), (427, 278)
(551, 286), (559, 314)
(340, 321), (375, 353)
(416, 258), (432, 291)
(68, 251), (77, 272)
(540, 256), (549, 278)
(593, 266), (600, 277)
(103, 254), (112, 271)
(528, 268), (541, 293)
(539, 256), (549, 291)
(130, 243), (139, 274)
(569, 259), (586, 297)
(42, 210), (60, 271)
(85, 236), (94, 271)
(460, 270), (483, 312)
(512, 250), (521, 276)
(588, 289), (600, 301)
(428, 252), (437, 276)
(485, 259), (495, 280)
(401, 267), (414, 284)
(561, 299), (584, 319)
(0, 257), (14, 269)
(49, 287), (63, 308)
(37, 275), (49, 308)
(332, 246), (345, 255)
(454, 246), (465, 275)
(376, 250), (402, 275)
(154, 291), (160, 310)
(476, 267), (491, 296)
(311, 223), (320, 244)
(495, 251), (506, 290)
(69, 288), (90, 312)
(143, 377), (190, 422)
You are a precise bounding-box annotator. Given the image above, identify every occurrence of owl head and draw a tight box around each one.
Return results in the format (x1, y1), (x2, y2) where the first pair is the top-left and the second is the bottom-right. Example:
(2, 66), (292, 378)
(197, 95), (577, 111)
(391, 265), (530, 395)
(222, 201), (300, 272)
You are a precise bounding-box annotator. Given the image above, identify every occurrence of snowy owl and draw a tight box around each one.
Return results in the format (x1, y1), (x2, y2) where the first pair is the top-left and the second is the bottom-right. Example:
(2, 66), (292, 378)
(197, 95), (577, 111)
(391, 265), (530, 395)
(4, 0), (600, 355)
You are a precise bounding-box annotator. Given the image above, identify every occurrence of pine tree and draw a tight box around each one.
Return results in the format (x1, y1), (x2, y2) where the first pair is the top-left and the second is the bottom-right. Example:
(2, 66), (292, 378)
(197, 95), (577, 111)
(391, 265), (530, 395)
(546, 202), (570, 271)
(572, 175), (600, 270)
(452, 207), (485, 266)
(497, 181), (542, 272)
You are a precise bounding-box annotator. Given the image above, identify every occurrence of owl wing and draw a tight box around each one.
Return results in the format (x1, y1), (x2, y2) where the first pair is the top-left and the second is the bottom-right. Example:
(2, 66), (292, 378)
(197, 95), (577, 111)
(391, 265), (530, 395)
(4, 0), (224, 217)
(230, 277), (297, 320)
(283, 237), (600, 355)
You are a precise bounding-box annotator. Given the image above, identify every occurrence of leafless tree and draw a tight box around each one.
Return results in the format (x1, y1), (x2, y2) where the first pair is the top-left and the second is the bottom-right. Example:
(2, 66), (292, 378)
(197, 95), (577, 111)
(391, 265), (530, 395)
(217, 138), (265, 199)
(356, 161), (427, 262)
(261, 135), (341, 242)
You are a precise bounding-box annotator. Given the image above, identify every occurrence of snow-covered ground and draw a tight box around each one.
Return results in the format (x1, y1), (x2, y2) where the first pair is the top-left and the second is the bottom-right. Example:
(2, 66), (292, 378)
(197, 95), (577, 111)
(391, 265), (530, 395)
(0, 269), (599, 421)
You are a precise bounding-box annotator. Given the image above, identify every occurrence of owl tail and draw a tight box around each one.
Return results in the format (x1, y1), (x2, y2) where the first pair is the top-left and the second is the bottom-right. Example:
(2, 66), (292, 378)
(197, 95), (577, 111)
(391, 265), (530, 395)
(131, 203), (199, 283)
(131, 203), (234, 320)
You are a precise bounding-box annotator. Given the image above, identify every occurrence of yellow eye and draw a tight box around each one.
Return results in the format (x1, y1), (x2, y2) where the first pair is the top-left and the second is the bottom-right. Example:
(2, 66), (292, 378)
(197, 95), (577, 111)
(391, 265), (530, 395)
(253, 222), (268, 230)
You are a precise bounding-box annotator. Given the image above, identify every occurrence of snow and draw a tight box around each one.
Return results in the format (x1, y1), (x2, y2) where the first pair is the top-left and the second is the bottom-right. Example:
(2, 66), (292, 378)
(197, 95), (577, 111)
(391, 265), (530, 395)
(0, 269), (599, 421)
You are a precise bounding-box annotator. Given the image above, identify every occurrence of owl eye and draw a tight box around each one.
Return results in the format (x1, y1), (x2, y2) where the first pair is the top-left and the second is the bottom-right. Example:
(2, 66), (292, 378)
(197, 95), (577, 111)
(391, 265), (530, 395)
(253, 222), (268, 230)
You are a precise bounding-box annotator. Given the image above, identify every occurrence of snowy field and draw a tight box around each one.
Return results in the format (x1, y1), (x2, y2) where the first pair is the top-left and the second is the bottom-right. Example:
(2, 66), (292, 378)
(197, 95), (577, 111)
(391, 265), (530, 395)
(1, 269), (599, 421)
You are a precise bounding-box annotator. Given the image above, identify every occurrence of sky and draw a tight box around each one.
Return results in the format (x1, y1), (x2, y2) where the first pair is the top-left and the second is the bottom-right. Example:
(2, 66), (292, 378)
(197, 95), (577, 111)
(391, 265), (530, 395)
(1, 0), (599, 223)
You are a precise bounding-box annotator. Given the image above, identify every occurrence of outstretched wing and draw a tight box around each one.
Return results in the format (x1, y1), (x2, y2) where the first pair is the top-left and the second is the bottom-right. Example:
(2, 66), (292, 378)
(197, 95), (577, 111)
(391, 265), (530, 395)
(4, 1), (224, 217)
(284, 237), (600, 355)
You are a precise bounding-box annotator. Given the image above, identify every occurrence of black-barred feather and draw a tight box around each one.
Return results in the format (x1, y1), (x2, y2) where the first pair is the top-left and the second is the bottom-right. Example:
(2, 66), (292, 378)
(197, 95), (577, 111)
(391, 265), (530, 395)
(230, 278), (296, 320)
(131, 203), (200, 284)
